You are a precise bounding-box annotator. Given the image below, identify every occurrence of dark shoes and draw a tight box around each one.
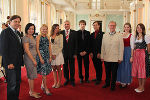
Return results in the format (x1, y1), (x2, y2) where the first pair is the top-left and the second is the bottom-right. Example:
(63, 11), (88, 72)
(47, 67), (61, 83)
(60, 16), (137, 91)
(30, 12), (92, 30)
(71, 82), (75, 87)
(95, 80), (101, 85)
(64, 80), (69, 86)
(110, 87), (115, 91)
(85, 79), (90, 83)
(80, 79), (83, 84)
(119, 84), (127, 88)
(102, 84), (110, 88)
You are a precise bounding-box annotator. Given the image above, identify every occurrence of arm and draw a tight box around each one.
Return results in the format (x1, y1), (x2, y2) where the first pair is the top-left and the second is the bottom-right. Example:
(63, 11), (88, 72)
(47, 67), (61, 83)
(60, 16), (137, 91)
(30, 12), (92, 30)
(23, 42), (37, 67)
(48, 36), (52, 62)
(118, 34), (124, 62)
(36, 35), (44, 64)
(1, 30), (14, 69)
(101, 37), (104, 61)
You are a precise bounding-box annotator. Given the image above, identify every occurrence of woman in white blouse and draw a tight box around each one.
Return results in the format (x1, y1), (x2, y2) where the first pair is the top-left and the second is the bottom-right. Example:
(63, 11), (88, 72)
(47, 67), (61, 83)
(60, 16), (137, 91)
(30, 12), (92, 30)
(130, 23), (150, 93)
(50, 24), (64, 88)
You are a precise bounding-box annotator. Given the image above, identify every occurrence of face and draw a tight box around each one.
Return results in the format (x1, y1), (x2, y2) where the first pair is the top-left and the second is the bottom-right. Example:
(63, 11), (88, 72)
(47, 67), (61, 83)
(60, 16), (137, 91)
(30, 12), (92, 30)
(79, 23), (86, 30)
(136, 25), (142, 34)
(27, 26), (34, 35)
(64, 21), (70, 30)
(108, 22), (116, 32)
(41, 26), (48, 35)
(9, 18), (21, 30)
(54, 26), (59, 34)
(124, 25), (130, 33)
(93, 22), (100, 31)
(2, 24), (6, 30)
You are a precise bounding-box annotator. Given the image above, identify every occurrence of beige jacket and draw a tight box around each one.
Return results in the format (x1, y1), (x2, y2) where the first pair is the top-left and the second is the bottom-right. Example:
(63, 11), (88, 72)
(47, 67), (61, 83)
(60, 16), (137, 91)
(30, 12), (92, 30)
(101, 32), (124, 62)
(51, 34), (63, 56)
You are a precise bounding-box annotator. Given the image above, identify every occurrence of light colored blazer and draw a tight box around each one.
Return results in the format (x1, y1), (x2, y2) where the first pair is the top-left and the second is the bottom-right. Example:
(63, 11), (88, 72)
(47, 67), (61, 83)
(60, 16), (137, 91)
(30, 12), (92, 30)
(51, 34), (63, 56)
(101, 32), (124, 62)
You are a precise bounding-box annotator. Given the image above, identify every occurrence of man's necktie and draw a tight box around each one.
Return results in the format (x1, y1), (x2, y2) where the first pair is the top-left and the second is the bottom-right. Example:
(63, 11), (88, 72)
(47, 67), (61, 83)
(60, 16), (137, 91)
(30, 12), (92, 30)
(66, 30), (69, 42)
(14, 30), (21, 43)
(82, 30), (84, 40)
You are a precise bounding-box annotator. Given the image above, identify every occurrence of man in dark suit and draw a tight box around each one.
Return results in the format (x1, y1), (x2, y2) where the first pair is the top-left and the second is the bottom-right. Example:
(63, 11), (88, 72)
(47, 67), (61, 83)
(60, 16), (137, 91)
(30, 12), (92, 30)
(61, 20), (77, 86)
(90, 21), (104, 85)
(77, 20), (90, 83)
(17, 24), (24, 38)
(0, 15), (24, 100)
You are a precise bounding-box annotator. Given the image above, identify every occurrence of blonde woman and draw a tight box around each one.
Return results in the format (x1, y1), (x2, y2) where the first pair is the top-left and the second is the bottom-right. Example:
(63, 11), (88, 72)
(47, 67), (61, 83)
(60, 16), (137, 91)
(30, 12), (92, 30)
(36, 24), (52, 95)
(51, 24), (64, 88)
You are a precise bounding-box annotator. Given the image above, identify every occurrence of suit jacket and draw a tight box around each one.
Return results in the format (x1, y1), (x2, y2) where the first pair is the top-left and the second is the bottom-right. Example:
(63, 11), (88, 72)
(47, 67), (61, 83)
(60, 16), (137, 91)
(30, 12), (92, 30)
(90, 31), (104, 55)
(0, 27), (24, 69)
(77, 30), (90, 54)
(61, 29), (78, 58)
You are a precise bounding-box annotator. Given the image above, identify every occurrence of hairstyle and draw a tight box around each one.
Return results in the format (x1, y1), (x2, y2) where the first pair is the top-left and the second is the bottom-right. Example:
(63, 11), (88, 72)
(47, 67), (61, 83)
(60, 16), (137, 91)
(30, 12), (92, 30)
(40, 24), (48, 30)
(93, 21), (101, 31)
(50, 24), (59, 36)
(109, 21), (117, 26)
(79, 20), (86, 25)
(135, 23), (146, 39)
(2, 23), (5, 26)
(124, 23), (132, 33)
(9, 15), (21, 22)
(25, 23), (35, 34)
(64, 20), (70, 24)
(93, 21), (100, 26)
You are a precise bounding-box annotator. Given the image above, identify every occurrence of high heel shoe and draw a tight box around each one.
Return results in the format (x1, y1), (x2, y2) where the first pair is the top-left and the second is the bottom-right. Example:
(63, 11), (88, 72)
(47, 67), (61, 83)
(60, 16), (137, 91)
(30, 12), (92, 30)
(52, 84), (56, 88)
(55, 83), (61, 88)
(29, 92), (41, 98)
(41, 85), (45, 90)
(44, 90), (52, 96)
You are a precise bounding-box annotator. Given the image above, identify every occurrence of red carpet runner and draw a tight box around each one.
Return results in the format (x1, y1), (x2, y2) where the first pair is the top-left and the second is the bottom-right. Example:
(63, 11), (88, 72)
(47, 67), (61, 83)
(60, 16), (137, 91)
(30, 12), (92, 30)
(0, 58), (150, 100)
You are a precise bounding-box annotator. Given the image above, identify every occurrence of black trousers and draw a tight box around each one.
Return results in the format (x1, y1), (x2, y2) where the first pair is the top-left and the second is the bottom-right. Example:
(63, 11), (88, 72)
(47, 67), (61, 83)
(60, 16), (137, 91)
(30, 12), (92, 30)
(5, 67), (21, 100)
(63, 57), (75, 82)
(104, 62), (118, 87)
(77, 54), (89, 80)
(92, 54), (102, 81)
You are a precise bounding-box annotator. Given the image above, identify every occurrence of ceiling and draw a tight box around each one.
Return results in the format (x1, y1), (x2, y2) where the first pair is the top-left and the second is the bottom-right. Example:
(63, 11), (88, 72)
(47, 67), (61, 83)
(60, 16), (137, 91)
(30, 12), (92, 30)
(50, 0), (134, 12)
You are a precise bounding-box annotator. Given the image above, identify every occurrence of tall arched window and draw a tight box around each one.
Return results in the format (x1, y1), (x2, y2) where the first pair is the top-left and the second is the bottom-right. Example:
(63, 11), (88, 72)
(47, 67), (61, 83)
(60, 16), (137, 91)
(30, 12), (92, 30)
(0, 0), (9, 32)
(29, 0), (41, 33)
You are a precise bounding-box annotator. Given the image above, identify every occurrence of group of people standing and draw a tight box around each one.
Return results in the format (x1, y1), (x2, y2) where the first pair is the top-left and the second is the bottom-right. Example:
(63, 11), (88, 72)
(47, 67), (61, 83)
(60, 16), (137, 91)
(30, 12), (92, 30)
(0, 14), (150, 100)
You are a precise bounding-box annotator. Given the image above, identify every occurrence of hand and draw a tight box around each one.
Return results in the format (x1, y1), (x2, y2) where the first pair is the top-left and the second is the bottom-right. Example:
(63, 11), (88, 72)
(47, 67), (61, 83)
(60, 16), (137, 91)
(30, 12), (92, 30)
(90, 53), (93, 59)
(101, 59), (104, 62)
(80, 52), (84, 56)
(40, 59), (44, 64)
(33, 60), (37, 67)
(49, 58), (52, 63)
(52, 55), (56, 60)
(130, 57), (133, 63)
(97, 53), (101, 59)
(118, 60), (122, 64)
(8, 64), (14, 69)
(82, 51), (87, 56)
(74, 55), (77, 58)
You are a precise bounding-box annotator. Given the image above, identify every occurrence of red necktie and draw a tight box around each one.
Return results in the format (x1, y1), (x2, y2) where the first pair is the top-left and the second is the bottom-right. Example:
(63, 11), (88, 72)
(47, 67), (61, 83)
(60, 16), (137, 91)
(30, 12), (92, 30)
(66, 30), (69, 42)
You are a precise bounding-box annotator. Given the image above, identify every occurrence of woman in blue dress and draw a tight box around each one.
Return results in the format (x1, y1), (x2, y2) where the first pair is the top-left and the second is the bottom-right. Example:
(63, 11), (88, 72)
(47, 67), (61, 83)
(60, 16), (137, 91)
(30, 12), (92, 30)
(117, 23), (132, 88)
(36, 24), (52, 95)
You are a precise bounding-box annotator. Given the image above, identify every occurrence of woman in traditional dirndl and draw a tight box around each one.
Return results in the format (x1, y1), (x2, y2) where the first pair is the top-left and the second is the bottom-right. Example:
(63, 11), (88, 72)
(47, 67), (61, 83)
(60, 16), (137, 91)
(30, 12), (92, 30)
(117, 23), (132, 88)
(130, 23), (150, 93)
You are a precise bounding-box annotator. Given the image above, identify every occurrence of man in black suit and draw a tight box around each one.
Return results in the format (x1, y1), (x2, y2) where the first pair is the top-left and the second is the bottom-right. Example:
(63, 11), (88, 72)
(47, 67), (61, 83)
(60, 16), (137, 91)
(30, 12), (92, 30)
(77, 20), (90, 83)
(0, 15), (24, 100)
(17, 24), (24, 38)
(90, 21), (104, 85)
(61, 20), (77, 86)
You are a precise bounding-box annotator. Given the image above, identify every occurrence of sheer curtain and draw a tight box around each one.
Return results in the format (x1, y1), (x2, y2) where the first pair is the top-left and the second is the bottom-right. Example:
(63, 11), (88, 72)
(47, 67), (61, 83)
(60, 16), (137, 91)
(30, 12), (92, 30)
(29, 0), (41, 33)
(0, 0), (9, 32)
